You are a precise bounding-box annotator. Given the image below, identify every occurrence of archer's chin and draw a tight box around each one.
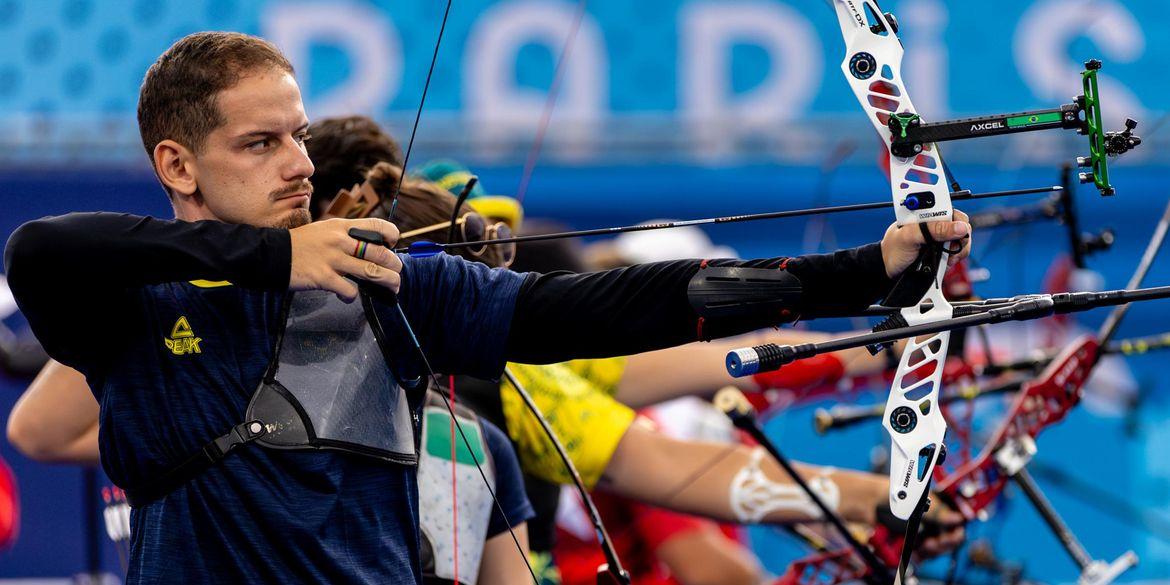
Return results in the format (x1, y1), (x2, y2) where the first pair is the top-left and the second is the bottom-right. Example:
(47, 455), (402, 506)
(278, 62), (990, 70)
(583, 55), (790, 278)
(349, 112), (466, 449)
(275, 208), (312, 229)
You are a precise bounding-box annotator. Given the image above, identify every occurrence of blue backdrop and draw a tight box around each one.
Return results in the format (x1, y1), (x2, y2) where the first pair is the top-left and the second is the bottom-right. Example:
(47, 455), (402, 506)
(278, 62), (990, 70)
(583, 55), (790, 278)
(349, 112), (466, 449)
(0, 1), (1163, 117)
(1, 0), (1167, 166)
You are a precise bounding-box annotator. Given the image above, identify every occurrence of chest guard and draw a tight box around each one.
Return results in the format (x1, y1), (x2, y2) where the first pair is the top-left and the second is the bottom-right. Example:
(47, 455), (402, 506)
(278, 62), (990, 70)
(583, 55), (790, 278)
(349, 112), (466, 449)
(247, 290), (419, 463)
(419, 390), (497, 585)
(124, 289), (422, 507)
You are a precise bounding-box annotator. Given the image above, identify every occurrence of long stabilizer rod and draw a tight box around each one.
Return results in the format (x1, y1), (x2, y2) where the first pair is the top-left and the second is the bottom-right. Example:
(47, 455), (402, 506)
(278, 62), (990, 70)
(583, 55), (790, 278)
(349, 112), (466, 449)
(727, 285), (1170, 378)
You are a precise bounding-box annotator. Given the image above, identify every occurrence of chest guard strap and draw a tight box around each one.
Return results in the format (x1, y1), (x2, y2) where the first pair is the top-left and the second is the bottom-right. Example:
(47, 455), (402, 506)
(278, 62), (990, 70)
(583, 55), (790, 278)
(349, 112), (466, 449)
(122, 420), (267, 508)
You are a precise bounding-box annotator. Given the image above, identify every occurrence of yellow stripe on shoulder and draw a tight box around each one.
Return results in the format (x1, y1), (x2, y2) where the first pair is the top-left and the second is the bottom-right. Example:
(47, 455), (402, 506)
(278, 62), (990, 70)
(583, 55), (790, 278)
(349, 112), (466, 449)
(188, 280), (234, 288)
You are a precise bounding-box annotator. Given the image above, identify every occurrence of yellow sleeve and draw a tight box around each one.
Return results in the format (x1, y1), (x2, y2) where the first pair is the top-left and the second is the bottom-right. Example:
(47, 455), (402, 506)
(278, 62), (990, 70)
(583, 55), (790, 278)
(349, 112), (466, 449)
(500, 362), (635, 488)
(562, 357), (628, 397)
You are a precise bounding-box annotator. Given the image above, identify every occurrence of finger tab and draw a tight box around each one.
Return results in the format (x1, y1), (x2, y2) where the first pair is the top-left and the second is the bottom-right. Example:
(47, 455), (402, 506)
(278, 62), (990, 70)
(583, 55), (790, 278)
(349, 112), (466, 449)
(348, 227), (387, 247)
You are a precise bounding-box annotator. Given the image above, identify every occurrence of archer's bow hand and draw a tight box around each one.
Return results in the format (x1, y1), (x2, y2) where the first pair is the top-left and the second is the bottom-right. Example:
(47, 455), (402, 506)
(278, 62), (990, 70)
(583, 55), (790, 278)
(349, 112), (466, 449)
(872, 496), (966, 560)
(879, 209), (973, 279)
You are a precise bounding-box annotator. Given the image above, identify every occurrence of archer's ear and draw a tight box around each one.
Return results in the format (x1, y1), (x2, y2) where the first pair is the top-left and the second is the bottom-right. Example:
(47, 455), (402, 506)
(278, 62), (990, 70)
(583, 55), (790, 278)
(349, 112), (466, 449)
(153, 139), (199, 197)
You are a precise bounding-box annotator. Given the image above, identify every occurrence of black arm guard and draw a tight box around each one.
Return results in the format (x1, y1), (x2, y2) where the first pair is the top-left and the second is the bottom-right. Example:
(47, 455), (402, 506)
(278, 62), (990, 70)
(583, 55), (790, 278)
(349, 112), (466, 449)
(687, 263), (803, 339)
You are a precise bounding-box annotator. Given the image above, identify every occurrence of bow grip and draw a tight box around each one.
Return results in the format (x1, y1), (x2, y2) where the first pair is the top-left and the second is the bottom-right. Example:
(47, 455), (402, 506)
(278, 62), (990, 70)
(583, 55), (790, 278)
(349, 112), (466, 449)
(885, 225), (947, 308)
(866, 224), (948, 354)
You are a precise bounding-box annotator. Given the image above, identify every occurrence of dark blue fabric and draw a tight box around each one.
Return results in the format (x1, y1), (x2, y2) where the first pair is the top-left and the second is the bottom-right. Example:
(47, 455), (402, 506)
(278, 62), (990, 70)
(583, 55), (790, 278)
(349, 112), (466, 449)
(86, 252), (524, 584)
(482, 419), (535, 538)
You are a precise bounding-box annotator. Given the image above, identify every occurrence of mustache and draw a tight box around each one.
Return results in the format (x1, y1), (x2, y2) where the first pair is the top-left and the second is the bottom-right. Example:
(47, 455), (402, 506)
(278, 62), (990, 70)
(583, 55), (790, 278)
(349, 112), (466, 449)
(271, 181), (314, 201)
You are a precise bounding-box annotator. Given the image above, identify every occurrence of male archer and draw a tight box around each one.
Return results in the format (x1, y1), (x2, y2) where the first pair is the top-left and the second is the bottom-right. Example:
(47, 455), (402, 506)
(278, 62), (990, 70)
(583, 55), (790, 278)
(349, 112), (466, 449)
(3, 32), (971, 584)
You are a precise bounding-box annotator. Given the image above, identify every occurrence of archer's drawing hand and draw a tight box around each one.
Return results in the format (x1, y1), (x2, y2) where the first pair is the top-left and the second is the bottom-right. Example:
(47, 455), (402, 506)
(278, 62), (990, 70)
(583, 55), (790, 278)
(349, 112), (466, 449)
(289, 218), (403, 302)
(880, 209), (972, 279)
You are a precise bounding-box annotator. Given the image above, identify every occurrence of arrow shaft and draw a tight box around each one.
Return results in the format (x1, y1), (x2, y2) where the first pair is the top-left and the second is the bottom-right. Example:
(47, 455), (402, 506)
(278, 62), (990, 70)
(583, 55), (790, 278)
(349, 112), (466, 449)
(400, 186), (1061, 254)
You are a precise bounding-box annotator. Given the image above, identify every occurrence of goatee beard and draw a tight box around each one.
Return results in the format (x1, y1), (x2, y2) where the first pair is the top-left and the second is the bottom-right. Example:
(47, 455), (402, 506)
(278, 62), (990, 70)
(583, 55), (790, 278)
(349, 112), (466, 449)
(274, 209), (312, 229)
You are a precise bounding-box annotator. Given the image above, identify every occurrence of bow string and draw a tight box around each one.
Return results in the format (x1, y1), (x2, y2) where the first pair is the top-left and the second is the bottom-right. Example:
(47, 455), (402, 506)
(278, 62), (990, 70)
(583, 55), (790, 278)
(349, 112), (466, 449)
(377, 1), (629, 583)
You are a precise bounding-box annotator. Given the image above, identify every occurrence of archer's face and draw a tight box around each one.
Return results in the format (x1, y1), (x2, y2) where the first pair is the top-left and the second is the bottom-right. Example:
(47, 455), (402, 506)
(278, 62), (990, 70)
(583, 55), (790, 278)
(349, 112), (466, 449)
(189, 69), (315, 229)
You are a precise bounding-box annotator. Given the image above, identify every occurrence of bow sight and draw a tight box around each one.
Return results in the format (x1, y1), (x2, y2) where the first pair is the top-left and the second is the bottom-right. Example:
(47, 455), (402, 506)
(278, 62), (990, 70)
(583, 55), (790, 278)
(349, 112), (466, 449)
(885, 60), (1142, 197)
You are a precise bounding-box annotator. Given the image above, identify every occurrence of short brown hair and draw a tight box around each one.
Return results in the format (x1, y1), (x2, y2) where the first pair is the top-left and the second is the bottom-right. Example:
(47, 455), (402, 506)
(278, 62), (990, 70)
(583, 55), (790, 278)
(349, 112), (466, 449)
(138, 32), (294, 164)
(364, 163), (508, 269)
(306, 116), (404, 218)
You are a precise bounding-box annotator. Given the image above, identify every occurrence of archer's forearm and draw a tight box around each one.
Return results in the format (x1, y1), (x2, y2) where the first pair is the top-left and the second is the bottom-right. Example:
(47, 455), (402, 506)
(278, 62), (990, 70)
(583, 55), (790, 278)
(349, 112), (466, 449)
(602, 423), (885, 526)
(7, 360), (101, 465)
(791, 462), (886, 525)
(478, 523), (532, 585)
(505, 243), (894, 364)
(616, 331), (875, 407)
(4, 212), (291, 291)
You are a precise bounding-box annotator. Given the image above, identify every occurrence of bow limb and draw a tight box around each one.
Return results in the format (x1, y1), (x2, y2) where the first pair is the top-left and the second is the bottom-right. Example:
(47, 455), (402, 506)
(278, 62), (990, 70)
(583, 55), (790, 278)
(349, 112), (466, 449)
(829, 3), (956, 582)
(503, 368), (631, 584)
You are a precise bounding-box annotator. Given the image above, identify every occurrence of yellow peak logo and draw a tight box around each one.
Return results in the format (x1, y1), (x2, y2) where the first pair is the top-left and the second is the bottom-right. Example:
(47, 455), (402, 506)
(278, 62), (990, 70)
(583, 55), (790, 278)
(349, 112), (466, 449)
(164, 316), (203, 355)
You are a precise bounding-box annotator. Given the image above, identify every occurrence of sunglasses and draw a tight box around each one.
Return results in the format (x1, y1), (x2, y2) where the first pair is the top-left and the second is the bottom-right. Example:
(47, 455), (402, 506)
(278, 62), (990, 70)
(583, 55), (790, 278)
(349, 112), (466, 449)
(399, 213), (516, 267)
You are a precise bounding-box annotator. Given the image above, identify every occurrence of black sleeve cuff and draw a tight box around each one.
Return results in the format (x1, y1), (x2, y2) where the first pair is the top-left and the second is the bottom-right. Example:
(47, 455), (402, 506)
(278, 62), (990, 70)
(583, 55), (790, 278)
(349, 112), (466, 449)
(784, 242), (895, 318)
(251, 227), (292, 290)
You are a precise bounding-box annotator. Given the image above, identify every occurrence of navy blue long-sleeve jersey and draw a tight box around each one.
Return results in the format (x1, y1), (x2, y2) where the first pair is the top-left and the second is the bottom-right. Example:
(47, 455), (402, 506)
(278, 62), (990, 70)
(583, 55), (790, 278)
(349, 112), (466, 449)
(6, 213), (525, 583)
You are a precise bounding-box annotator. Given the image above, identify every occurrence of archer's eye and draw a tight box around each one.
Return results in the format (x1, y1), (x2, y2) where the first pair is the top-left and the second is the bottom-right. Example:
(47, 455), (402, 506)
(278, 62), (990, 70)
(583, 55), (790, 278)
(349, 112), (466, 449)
(246, 138), (272, 153)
